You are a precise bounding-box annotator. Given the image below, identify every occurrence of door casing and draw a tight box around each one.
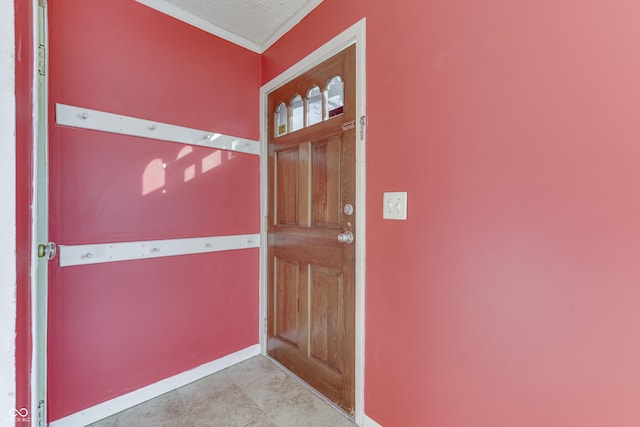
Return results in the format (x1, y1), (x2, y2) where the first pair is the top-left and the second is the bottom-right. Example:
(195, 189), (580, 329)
(259, 18), (367, 424)
(0, 0), (18, 420)
(33, 1), (50, 425)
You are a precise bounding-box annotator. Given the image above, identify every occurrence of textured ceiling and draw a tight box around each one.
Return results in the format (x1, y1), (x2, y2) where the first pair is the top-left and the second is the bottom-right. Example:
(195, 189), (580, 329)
(137, 0), (323, 53)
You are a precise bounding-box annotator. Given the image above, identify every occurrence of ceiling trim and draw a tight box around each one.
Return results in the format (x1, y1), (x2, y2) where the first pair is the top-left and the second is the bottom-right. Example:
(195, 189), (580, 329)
(135, 0), (324, 54)
(136, 0), (262, 53)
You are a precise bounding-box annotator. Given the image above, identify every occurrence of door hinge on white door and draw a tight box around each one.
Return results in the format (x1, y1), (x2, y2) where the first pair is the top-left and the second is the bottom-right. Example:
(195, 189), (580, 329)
(37, 44), (46, 76)
(359, 116), (366, 140)
(37, 399), (45, 427)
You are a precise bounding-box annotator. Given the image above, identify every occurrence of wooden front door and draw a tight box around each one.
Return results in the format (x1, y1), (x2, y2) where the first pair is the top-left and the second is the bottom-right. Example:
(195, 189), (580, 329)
(267, 45), (356, 413)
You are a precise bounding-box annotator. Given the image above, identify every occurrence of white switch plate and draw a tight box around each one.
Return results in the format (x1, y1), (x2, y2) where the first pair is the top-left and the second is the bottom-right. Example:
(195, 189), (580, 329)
(383, 192), (408, 220)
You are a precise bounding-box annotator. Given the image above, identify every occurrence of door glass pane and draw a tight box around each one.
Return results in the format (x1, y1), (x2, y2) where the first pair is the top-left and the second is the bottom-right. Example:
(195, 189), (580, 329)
(275, 102), (288, 137)
(307, 86), (323, 126)
(326, 76), (344, 118)
(291, 95), (304, 132)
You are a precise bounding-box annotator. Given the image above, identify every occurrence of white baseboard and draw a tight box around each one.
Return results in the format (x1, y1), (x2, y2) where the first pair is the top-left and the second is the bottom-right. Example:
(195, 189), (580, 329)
(363, 414), (384, 427)
(50, 344), (260, 427)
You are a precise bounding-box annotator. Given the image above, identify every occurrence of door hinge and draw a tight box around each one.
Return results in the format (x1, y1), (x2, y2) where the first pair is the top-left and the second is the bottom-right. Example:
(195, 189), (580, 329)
(37, 44), (46, 76)
(359, 115), (366, 140)
(37, 399), (45, 427)
(38, 242), (57, 260)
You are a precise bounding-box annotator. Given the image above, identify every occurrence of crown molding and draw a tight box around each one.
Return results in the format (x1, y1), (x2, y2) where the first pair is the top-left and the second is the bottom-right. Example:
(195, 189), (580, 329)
(136, 0), (262, 53)
(260, 0), (324, 52)
(136, 0), (324, 54)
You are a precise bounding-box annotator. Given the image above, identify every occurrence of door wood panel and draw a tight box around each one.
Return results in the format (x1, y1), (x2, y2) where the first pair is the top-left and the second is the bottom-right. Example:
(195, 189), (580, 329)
(274, 258), (301, 346)
(267, 45), (356, 413)
(274, 148), (300, 226)
(311, 137), (341, 227)
(309, 264), (344, 370)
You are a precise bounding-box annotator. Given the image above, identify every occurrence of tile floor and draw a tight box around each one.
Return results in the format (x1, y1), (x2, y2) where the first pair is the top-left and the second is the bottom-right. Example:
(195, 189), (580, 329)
(87, 356), (357, 427)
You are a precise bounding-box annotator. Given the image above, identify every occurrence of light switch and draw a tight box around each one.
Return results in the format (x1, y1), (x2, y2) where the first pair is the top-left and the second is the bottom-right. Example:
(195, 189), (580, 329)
(383, 192), (408, 220)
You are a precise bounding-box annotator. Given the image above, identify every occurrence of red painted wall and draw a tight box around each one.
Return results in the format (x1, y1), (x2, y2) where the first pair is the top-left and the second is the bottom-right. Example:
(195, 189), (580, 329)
(264, 1), (640, 426)
(15, 0), (33, 424)
(48, 0), (260, 420)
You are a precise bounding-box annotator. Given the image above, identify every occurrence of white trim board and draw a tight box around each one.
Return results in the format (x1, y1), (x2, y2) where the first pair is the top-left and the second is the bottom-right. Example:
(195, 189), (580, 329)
(134, 0), (324, 54)
(55, 103), (260, 156)
(32, 3), (50, 425)
(259, 18), (367, 427)
(49, 344), (260, 427)
(0, 0), (17, 418)
(59, 234), (260, 267)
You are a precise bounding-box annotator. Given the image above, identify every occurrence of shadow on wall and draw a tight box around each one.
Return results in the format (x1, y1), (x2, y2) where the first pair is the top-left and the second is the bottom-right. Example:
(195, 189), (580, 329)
(52, 126), (260, 244)
(143, 145), (235, 196)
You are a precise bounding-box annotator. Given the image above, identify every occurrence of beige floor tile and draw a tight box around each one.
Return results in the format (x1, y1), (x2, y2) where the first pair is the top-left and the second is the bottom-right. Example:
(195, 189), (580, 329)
(267, 389), (341, 427)
(194, 392), (262, 427)
(79, 356), (352, 427)
(224, 356), (280, 387)
(178, 371), (263, 427)
(242, 369), (307, 413)
(329, 415), (358, 427)
(243, 415), (278, 427)
(116, 390), (188, 427)
(162, 414), (198, 426)
(178, 370), (233, 409)
(191, 390), (263, 426)
(86, 417), (119, 427)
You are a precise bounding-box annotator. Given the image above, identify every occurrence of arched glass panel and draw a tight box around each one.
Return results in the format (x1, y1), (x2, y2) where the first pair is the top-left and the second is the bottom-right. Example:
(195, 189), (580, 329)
(326, 76), (344, 118)
(291, 95), (304, 132)
(275, 102), (288, 137)
(306, 86), (323, 126)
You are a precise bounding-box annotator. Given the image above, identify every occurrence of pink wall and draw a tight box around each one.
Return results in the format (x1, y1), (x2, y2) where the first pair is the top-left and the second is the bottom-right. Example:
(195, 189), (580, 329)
(14, 0), (33, 422)
(265, 1), (640, 426)
(16, 0), (640, 423)
(47, 0), (260, 420)
(49, 1), (260, 139)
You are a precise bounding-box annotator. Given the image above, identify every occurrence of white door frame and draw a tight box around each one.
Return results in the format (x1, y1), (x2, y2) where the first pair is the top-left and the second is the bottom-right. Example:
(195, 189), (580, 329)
(259, 18), (367, 425)
(33, 1), (50, 425)
(0, 0), (17, 419)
